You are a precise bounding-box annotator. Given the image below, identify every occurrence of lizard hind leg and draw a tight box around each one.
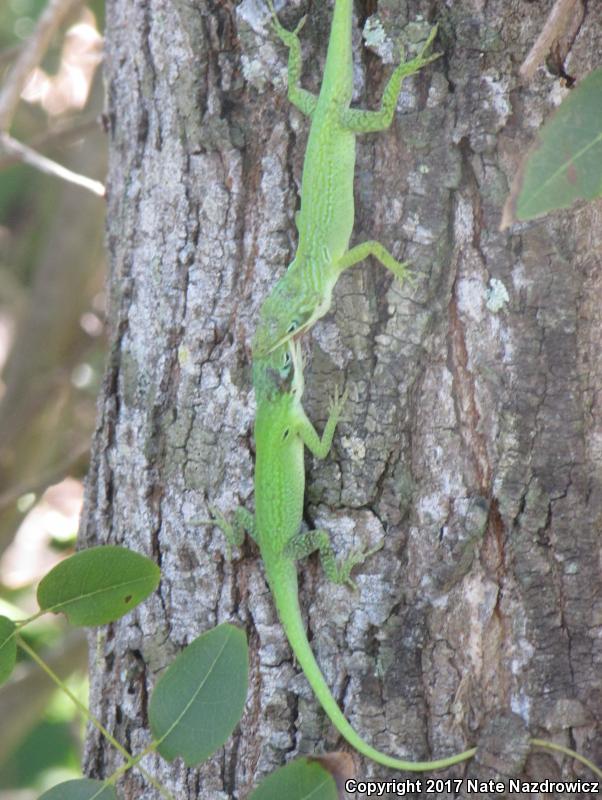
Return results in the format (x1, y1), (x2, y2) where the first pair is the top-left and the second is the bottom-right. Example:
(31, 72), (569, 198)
(341, 24), (441, 134)
(265, 0), (317, 117)
(266, 0), (306, 38)
(337, 240), (412, 286)
(284, 528), (378, 589)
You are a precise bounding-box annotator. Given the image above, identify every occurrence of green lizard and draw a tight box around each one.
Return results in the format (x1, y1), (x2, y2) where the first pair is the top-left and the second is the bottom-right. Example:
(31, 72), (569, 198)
(253, 0), (439, 357)
(201, 338), (477, 771)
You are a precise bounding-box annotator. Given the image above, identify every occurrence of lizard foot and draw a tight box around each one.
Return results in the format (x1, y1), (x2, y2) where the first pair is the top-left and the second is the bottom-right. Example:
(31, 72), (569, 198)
(329, 385), (349, 421)
(267, 0), (306, 43)
(338, 545), (380, 590)
(396, 24), (441, 76)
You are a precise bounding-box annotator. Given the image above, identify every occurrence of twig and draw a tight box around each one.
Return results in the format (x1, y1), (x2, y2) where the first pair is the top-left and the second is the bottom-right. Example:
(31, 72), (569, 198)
(0, 132), (105, 196)
(0, 116), (100, 171)
(16, 635), (177, 800)
(0, 0), (82, 131)
(0, 439), (90, 512)
(520, 0), (578, 81)
(0, 43), (22, 68)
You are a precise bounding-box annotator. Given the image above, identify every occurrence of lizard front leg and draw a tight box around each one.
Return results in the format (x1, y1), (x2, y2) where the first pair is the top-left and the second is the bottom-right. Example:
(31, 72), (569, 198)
(296, 385), (348, 459)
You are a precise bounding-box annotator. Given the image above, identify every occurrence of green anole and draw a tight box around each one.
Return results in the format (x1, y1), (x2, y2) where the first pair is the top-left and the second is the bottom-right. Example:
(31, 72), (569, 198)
(201, 339), (477, 771)
(253, 0), (438, 358)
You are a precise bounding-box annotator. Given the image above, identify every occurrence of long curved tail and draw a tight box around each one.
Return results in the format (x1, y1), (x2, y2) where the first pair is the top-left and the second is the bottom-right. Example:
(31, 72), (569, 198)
(271, 573), (476, 771)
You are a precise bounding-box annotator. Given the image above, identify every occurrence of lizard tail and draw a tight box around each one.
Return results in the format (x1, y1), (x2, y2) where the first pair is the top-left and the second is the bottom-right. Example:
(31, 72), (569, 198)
(271, 576), (476, 771)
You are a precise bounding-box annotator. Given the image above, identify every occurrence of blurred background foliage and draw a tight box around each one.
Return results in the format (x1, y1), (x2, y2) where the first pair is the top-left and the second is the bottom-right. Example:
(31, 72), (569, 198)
(0, 1), (106, 796)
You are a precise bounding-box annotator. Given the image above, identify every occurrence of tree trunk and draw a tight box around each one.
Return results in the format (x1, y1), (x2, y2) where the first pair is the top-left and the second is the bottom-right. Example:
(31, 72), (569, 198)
(82, 0), (602, 797)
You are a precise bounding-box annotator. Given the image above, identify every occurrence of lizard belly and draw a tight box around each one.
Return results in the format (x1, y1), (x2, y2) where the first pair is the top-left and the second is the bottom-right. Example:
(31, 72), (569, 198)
(254, 437), (305, 558)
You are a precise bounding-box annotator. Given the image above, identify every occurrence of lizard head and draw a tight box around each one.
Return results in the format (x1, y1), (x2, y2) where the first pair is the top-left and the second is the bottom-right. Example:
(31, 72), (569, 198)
(252, 338), (304, 406)
(252, 340), (294, 403)
(252, 340), (305, 447)
(252, 274), (323, 359)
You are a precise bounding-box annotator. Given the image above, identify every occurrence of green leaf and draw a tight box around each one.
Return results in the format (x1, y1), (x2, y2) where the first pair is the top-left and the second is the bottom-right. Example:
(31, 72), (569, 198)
(149, 623), (248, 766)
(38, 778), (117, 800)
(37, 546), (160, 626)
(249, 757), (340, 800)
(0, 615), (17, 686)
(501, 67), (602, 228)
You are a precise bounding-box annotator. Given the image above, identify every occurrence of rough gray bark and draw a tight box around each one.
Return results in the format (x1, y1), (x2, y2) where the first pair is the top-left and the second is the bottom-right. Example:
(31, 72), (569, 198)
(83, 0), (602, 797)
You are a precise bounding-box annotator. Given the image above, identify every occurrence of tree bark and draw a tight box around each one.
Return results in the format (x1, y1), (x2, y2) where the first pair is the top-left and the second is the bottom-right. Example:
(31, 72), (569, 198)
(83, 0), (602, 797)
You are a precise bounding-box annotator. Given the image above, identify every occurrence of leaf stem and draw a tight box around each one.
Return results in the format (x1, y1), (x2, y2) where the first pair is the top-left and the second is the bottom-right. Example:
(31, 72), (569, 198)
(530, 738), (602, 780)
(15, 610), (44, 628)
(15, 634), (175, 800)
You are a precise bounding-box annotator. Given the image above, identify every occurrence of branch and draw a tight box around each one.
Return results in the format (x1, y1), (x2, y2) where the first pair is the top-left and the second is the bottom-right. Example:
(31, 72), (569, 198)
(520, 0), (579, 81)
(0, 132), (105, 196)
(0, 116), (100, 171)
(0, 440), (90, 513)
(0, 630), (88, 763)
(0, 43), (22, 68)
(0, 0), (82, 131)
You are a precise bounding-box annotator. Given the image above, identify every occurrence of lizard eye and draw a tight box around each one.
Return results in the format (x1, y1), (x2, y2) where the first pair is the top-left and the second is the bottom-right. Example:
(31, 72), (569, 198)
(287, 320), (299, 334)
(282, 428), (290, 439)
(282, 351), (291, 368)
